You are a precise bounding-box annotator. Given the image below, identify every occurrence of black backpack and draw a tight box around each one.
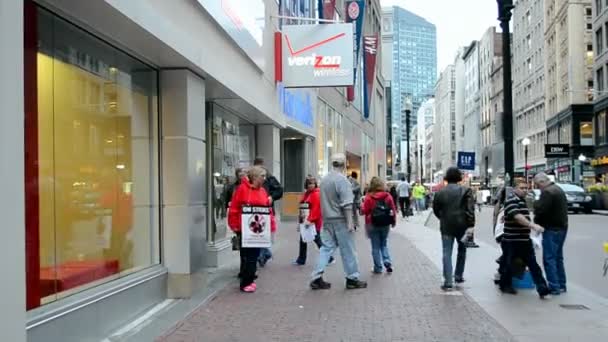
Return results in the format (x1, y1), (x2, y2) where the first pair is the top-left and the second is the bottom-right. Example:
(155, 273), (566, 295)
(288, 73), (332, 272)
(371, 197), (394, 227)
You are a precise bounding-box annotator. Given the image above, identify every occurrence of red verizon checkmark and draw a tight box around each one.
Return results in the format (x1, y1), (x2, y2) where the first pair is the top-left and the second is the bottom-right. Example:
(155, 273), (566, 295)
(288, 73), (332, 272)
(284, 33), (346, 56)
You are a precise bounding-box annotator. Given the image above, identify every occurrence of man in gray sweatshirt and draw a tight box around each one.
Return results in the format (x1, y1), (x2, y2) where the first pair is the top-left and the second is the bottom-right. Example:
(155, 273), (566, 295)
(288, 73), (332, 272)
(310, 153), (367, 290)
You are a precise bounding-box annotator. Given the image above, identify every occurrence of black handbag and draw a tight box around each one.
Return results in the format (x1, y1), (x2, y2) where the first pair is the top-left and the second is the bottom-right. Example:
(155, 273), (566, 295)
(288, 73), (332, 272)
(231, 235), (240, 251)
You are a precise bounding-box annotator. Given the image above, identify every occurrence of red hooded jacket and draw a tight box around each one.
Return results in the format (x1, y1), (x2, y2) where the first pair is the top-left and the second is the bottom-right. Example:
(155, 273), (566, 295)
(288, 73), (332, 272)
(228, 177), (277, 233)
(361, 191), (398, 226)
(300, 188), (322, 232)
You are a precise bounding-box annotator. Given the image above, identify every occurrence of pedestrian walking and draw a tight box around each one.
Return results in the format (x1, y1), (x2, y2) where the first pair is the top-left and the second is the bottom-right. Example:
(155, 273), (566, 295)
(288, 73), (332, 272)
(396, 177), (411, 218)
(253, 157), (283, 267)
(432, 167), (475, 291)
(228, 166), (276, 293)
(476, 189), (485, 212)
(361, 177), (397, 274)
(349, 171), (362, 230)
(498, 178), (550, 298)
(293, 176), (334, 266)
(310, 153), (367, 290)
(533, 172), (569, 295)
(413, 181), (426, 213)
(389, 184), (399, 207)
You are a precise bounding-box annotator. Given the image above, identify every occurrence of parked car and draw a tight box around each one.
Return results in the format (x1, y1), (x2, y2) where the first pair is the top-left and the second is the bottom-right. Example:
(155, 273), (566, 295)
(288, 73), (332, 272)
(558, 183), (593, 214)
(527, 183), (592, 214)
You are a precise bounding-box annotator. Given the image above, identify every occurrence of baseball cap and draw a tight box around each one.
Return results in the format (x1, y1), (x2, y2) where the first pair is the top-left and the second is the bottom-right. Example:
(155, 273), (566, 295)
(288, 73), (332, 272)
(330, 153), (346, 166)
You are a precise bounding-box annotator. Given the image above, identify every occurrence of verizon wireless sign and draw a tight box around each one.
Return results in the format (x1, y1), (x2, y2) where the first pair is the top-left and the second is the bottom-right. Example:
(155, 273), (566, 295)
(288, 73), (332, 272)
(281, 24), (354, 88)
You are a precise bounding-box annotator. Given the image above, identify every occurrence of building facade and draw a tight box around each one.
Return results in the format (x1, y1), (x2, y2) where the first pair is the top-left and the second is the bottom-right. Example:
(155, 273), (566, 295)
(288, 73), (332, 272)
(592, 0), (608, 181)
(416, 98), (435, 182)
(1, 0), (387, 341)
(433, 64), (457, 178)
(462, 41), (481, 177)
(384, 6), (437, 147)
(489, 57), (506, 187)
(544, 0), (595, 184)
(512, 0), (547, 178)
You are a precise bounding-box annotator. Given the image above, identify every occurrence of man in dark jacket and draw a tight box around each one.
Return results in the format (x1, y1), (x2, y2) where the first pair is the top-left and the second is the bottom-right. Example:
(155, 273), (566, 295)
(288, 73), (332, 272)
(254, 157), (284, 267)
(432, 167), (475, 291)
(533, 172), (569, 295)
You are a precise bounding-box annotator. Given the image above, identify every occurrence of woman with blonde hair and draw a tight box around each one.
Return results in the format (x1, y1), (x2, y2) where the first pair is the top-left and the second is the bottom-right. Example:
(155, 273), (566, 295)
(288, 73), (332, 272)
(228, 166), (276, 293)
(361, 177), (398, 273)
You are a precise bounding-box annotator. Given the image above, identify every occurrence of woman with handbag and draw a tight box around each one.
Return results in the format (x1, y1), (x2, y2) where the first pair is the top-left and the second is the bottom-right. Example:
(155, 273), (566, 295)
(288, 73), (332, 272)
(293, 176), (334, 265)
(228, 166), (276, 293)
(361, 177), (397, 274)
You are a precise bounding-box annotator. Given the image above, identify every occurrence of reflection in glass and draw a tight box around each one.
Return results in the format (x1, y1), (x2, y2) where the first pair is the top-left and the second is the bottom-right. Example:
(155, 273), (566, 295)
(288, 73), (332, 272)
(32, 9), (159, 308)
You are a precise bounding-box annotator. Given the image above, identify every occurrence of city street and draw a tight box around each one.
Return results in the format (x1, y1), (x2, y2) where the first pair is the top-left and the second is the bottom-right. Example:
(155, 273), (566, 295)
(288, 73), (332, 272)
(152, 213), (514, 342)
(473, 207), (608, 299)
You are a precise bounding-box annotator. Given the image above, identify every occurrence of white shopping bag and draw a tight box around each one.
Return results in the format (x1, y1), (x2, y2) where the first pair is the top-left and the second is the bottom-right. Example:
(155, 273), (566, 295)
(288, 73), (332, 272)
(299, 223), (317, 243)
(494, 210), (505, 242)
(531, 230), (543, 249)
(241, 206), (272, 248)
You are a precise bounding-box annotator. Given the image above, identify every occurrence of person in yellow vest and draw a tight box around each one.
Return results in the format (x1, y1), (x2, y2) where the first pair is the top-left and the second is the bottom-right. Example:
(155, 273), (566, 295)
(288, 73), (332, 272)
(412, 182), (427, 214)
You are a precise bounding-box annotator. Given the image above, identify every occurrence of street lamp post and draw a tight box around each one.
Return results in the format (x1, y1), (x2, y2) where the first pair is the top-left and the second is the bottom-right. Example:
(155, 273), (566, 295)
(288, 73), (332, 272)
(404, 98), (413, 182)
(420, 144), (424, 183)
(485, 155), (489, 188)
(497, 0), (515, 186)
(578, 154), (587, 185)
(522, 137), (531, 184)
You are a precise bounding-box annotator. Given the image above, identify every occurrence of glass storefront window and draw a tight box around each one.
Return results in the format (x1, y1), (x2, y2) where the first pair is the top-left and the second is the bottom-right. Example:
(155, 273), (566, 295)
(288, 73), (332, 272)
(580, 121), (593, 146)
(29, 9), (160, 309)
(597, 111), (606, 144)
(208, 104), (254, 242)
(316, 100), (326, 177)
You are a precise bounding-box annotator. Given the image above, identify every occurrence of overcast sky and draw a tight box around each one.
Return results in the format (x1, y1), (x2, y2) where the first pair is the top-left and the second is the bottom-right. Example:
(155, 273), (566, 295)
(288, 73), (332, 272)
(380, 0), (500, 72)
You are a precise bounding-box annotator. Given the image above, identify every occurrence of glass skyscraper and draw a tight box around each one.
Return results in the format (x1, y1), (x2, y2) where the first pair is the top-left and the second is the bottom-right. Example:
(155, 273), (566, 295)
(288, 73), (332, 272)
(389, 6), (437, 139)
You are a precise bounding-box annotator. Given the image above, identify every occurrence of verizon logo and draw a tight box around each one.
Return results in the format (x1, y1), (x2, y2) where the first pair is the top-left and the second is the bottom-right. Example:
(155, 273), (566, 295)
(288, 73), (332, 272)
(287, 54), (342, 68)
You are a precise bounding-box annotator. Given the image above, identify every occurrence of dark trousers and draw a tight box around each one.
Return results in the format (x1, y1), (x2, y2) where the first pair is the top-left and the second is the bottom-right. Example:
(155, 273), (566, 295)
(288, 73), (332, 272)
(499, 240), (548, 293)
(238, 234), (260, 288)
(399, 197), (410, 218)
(296, 234), (322, 264)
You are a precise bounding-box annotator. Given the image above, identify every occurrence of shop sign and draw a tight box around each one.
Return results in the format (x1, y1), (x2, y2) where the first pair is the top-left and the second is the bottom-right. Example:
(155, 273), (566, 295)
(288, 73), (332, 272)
(280, 24), (354, 88)
(544, 144), (570, 158)
(277, 83), (315, 128)
(591, 156), (608, 167)
(318, 0), (337, 22)
(363, 34), (378, 119)
(457, 152), (476, 171)
(344, 1), (365, 102)
(196, 0), (265, 69)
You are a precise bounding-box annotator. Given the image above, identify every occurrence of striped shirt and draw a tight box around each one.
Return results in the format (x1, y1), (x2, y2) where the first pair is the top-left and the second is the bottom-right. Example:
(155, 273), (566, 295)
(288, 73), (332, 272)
(502, 194), (531, 242)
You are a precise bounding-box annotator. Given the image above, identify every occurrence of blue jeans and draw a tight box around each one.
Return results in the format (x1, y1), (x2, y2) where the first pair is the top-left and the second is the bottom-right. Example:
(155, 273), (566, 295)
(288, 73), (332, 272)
(542, 229), (568, 291)
(368, 226), (392, 272)
(312, 221), (360, 281)
(415, 198), (425, 211)
(442, 234), (466, 286)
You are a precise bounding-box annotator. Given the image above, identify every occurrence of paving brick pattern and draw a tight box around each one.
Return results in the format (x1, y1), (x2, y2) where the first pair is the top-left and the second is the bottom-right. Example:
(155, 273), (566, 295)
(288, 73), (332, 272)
(157, 215), (515, 342)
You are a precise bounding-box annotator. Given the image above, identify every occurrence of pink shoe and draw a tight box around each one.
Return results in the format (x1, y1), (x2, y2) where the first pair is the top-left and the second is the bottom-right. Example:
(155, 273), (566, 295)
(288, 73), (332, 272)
(241, 283), (256, 293)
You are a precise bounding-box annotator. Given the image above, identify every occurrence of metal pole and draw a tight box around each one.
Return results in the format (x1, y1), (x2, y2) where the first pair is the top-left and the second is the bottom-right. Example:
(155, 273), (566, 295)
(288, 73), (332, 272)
(497, 0), (515, 186)
(406, 109), (411, 182)
(524, 145), (528, 184)
(485, 155), (489, 188)
(420, 144), (424, 182)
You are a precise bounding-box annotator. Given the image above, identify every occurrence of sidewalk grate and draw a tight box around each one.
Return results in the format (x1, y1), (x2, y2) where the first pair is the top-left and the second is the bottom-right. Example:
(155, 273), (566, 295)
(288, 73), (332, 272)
(559, 304), (590, 310)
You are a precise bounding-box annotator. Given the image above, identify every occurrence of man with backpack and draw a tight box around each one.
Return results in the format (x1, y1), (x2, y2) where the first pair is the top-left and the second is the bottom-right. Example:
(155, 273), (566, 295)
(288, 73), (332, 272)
(253, 157), (284, 267)
(361, 177), (398, 274)
(432, 167), (476, 291)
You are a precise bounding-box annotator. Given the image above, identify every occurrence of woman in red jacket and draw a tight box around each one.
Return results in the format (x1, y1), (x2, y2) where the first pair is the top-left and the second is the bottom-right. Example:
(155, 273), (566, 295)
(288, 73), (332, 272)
(228, 166), (276, 292)
(362, 177), (397, 274)
(293, 176), (334, 265)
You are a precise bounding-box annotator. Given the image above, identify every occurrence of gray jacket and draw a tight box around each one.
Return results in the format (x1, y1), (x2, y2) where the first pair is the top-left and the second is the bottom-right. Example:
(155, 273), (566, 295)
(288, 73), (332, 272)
(432, 184), (475, 237)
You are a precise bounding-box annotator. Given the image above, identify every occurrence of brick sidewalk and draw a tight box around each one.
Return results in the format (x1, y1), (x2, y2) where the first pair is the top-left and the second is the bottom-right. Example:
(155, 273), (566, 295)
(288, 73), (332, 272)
(156, 215), (514, 342)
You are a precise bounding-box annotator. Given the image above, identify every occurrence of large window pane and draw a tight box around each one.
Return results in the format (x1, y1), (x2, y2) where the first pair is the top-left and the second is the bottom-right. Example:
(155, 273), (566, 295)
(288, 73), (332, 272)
(580, 121), (594, 146)
(32, 8), (159, 308)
